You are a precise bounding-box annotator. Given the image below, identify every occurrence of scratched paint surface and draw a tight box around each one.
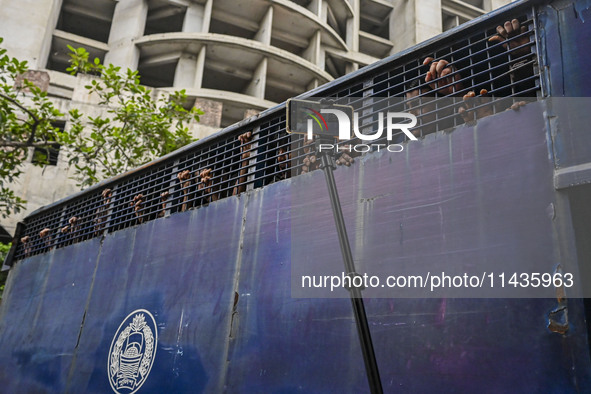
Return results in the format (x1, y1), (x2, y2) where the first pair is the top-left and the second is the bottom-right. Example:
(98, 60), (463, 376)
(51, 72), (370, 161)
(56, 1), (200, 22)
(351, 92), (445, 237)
(539, 0), (591, 98)
(0, 239), (101, 393)
(538, 1), (591, 169)
(224, 184), (369, 392)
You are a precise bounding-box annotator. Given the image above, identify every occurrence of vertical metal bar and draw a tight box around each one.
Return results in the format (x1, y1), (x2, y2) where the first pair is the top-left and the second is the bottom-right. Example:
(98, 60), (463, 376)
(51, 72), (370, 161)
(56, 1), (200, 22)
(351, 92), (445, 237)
(531, 6), (546, 97)
(103, 187), (115, 233)
(317, 141), (383, 394)
(246, 125), (260, 192)
(166, 160), (179, 216)
(55, 201), (67, 249)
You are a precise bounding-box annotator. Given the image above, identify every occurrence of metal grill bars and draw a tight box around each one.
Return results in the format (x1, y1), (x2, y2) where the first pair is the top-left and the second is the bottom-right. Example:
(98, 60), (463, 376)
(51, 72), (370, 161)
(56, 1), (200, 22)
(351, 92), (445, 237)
(11, 1), (541, 261)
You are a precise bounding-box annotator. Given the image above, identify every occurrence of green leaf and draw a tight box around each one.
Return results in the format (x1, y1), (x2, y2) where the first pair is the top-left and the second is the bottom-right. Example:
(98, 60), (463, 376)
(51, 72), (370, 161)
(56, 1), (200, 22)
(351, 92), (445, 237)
(0, 36), (202, 218)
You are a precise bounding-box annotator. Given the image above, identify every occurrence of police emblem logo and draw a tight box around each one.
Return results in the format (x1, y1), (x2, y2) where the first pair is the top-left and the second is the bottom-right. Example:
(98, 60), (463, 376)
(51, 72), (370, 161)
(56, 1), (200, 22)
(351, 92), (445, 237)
(108, 309), (158, 394)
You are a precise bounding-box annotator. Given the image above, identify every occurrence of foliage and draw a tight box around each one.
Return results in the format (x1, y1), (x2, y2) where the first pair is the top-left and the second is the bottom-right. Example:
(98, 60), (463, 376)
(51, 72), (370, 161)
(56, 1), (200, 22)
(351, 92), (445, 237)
(64, 46), (202, 188)
(0, 38), (63, 217)
(0, 241), (10, 262)
(0, 242), (10, 300)
(0, 39), (202, 217)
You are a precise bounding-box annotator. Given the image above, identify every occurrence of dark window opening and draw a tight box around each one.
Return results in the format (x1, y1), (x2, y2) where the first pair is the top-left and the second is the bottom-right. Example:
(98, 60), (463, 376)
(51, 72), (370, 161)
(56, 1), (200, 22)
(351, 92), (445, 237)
(462, 0), (485, 9)
(325, 54), (347, 79)
(57, 0), (115, 43)
(265, 82), (293, 104)
(137, 59), (177, 88)
(359, 12), (389, 39)
(270, 36), (305, 56)
(209, 17), (256, 40)
(32, 122), (65, 166)
(291, 0), (312, 8)
(46, 36), (106, 74)
(201, 65), (250, 95)
(46, 45), (71, 74)
(144, 3), (186, 35)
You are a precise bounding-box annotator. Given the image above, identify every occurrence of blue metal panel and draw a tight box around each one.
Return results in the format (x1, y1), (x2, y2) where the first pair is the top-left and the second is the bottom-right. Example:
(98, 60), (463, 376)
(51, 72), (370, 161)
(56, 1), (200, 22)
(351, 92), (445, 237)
(0, 239), (101, 393)
(290, 103), (560, 299)
(358, 103), (557, 296)
(63, 197), (246, 393)
(537, 0), (591, 169)
(287, 102), (591, 391)
(538, 0), (591, 97)
(2, 104), (591, 393)
(366, 297), (591, 393)
(1, 103), (590, 393)
(3, 1), (591, 391)
(547, 98), (591, 171)
(224, 182), (369, 393)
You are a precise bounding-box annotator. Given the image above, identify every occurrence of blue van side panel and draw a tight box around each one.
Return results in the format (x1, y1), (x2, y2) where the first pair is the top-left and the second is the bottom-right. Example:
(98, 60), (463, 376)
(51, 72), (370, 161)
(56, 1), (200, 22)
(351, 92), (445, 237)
(0, 239), (101, 393)
(63, 197), (246, 393)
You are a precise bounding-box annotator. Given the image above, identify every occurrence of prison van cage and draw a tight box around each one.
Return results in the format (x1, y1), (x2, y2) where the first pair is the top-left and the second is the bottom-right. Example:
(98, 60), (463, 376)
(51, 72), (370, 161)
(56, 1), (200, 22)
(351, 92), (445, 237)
(1, 0), (591, 392)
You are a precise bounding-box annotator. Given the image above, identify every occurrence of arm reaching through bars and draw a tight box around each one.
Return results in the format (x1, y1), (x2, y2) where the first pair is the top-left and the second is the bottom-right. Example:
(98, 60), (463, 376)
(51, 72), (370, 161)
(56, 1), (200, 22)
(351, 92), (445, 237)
(177, 170), (192, 212)
(198, 168), (218, 203)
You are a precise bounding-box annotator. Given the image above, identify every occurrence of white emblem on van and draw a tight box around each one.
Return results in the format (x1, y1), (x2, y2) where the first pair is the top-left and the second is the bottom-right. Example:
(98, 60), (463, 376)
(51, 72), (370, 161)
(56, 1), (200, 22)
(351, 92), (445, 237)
(108, 309), (158, 394)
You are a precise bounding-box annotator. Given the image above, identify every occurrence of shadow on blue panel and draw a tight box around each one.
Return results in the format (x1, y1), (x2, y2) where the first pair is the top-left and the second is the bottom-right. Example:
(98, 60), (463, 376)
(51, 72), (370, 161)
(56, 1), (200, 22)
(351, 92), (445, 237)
(12, 348), (64, 390)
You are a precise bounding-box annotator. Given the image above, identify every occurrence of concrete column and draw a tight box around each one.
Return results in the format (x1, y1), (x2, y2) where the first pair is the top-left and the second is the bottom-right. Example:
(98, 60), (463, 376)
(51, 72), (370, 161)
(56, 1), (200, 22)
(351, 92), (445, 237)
(244, 58), (267, 98)
(306, 79), (319, 90)
(0, 0), (62, 69)
(318, 47), (326, 70)
(390, 0), (442, 54)
(173, 53), (198, 88)
(254, 6), (273, 45)
(183, 3), (205, 33)
(320, 1), (329, 23)
(202, 0), (213, 33)
(104, 0), (148, 70)
(174, 45), (206, 89)
(346, 0), (359, 52)
(40, 0), (64, 70)
(345, 62), (358, 74)
(302, 30), (321, 65)
(193, 46), (206, 88)
(415, 0), (442, 45)
(307, 0), (322, 16)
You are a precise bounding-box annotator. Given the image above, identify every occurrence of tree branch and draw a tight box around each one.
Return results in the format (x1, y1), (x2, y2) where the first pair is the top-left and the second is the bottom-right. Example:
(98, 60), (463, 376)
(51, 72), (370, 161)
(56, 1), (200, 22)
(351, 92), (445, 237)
(0, 91), (42, 144)
(0, 92), (39, 122)
(0, 140), (56, 148)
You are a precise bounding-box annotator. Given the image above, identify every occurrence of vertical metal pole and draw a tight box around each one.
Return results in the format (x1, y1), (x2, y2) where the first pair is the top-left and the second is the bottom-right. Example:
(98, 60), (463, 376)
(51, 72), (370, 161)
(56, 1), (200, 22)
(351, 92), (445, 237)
(317, 142), (383, 394)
